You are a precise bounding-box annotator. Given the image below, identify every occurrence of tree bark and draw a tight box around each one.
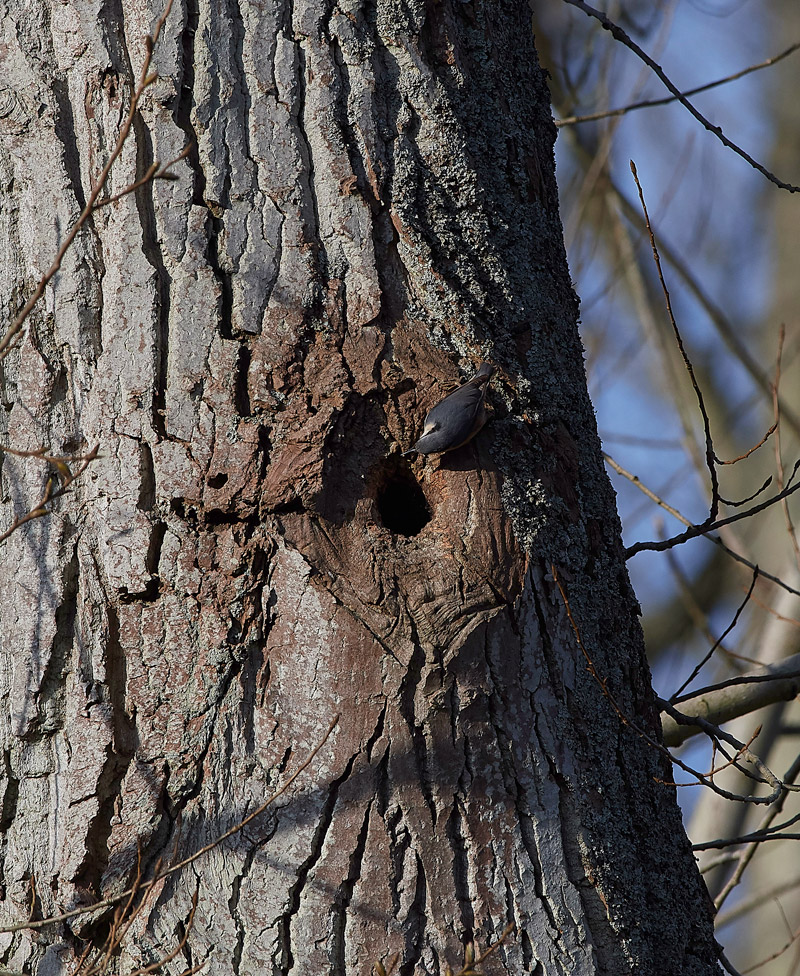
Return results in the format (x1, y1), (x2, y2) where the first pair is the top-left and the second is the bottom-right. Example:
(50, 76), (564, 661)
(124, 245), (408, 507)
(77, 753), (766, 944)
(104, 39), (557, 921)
(0, 1), (719, 974)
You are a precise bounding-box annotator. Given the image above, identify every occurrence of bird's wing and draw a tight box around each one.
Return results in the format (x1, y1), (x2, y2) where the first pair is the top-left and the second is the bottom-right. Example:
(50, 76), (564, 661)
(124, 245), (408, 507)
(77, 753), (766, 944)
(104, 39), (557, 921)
(424, 380), (486, 431)
(441, 378), (488, 411)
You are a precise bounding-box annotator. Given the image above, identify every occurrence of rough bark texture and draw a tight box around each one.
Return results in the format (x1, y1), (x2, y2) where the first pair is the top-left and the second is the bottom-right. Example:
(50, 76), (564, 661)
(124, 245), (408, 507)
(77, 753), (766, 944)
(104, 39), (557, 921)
(0, 1), (719, 974)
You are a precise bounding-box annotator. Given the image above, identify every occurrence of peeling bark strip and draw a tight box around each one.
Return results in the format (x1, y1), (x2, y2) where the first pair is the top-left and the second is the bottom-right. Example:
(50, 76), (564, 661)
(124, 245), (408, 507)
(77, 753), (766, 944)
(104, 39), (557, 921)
(0, 2), (719, 975)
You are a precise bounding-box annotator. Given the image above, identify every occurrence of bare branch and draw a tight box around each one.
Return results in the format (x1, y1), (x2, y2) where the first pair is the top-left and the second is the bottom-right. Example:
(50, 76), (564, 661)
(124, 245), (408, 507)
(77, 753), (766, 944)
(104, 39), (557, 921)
(561, 0), (800, 192)
(93, 144), (193, 209)
(717, 424), (777, 467)
(625, 460), (800, 557)
(0, 446), (99, 545)
(669, 568), (758, 703)
(661, 653), (800, 746)
(556, 42), (800, 128)
(717, 476), (774, 510)
(605, 452), (800, 599)
(658, 698), (788, 803)
(604, 451), (688, 525)
(0, 0), (177, 361)
(629, 160), (720, 518)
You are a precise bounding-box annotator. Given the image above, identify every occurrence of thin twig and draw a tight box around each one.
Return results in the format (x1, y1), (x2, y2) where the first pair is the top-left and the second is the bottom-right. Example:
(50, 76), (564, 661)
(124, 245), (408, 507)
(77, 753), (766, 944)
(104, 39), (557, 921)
(127, 885), (202, 976)
(717, 424), (777, 466)
(556, 42), (800, 127)
(605, 452), (800, 598)
(0, 0), (177, 361)
(692, 753), (800, 881)
(625, 460), (800, 557)
(670, 567), (758, 702)
(603, 452), (687, 525)
(456, 924), (516, 975)
(93, 144), (193, 209)
(0, 446), (99, 545)
(629, 160), (720, 518)
(552, 567), (783, 803)
(673, 654), (800, 705)
(657, 725), (766, 790)
(658, 698), (787, 803)
(718, 476), (773, 510)
(0, 715), (339, 934)
(561, 0), (800, 192)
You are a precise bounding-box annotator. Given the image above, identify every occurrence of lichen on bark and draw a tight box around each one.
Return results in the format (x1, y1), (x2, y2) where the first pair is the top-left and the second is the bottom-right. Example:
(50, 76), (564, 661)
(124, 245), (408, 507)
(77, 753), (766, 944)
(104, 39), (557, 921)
(0, 1), (719, 974)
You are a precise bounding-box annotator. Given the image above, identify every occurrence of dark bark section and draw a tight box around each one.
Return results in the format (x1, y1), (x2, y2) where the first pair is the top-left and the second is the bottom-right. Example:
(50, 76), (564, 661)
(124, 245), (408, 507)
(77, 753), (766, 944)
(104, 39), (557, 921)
(0, 1), (719, 974)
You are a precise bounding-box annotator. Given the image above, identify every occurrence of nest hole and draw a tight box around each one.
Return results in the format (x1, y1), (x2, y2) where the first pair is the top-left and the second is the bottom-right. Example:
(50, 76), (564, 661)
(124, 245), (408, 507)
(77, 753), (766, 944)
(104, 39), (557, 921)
(376, 465), (431, 537)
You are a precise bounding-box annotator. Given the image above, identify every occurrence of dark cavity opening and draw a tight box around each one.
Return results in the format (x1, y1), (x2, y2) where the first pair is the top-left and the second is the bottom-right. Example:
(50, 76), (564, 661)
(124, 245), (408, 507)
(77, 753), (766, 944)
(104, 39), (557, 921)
(376, 467), (431, 537)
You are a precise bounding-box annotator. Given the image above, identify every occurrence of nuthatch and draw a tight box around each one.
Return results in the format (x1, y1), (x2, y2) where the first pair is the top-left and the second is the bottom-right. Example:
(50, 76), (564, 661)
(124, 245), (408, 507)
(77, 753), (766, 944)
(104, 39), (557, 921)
(405, 363), (495, 455)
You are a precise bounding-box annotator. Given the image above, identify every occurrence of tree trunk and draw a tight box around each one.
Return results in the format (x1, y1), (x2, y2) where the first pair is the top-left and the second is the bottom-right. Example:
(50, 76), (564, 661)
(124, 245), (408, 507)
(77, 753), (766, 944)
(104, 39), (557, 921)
(0, 1), (719, 973)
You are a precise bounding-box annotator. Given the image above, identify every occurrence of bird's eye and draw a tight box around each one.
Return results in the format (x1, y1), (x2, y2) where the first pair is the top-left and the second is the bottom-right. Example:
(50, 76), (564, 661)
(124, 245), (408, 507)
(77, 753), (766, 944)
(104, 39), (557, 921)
(423, 422), (438, 435)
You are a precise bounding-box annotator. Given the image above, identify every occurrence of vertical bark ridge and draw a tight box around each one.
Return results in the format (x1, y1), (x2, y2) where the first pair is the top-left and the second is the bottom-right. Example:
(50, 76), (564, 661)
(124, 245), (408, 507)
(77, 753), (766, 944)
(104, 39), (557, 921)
(0, 1), (720, 973)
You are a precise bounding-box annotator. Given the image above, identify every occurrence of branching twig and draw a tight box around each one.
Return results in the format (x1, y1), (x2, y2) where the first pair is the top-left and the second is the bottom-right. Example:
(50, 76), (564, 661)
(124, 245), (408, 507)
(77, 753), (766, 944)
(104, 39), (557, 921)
(0, 0), (178, 362)
(74, 868), (202, 976)
(0, 715), (339, 935)
(669, 568), (758, 703)
(0, 446), (98, 545)
(0, 0), (183, 544)
(625, 459), (800, 557)
(93, 144), (193, 209)
(561, 0), (800, 192)
(629, 160), (720, 517)
(125, 884), (202, 976)
(605, 452), (800, 599)
(556, 42), (800, 128)
(552, 567), (785, 803)
(451, 924), (516, 976)
(693, 755), (800, 858)
(564, 127), (800, 436)
(658, 698), (790, 803)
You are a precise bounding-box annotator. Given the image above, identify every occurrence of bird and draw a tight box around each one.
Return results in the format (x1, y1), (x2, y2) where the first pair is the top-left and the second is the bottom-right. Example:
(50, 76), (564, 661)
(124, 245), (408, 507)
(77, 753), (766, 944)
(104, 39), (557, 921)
(405, 363), (495, 455)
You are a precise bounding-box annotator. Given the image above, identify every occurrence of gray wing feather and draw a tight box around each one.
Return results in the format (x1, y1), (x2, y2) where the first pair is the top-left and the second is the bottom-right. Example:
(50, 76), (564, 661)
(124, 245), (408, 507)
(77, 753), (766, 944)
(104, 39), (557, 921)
(424, 381), (486, 439)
